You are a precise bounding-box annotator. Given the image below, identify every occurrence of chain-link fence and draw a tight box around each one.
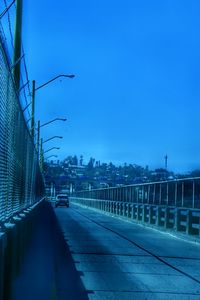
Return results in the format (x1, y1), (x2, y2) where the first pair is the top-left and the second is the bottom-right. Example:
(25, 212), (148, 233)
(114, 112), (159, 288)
(73, 177), (200, 209)
(0, 35), (45, 223)
(0, 1), (33, 127)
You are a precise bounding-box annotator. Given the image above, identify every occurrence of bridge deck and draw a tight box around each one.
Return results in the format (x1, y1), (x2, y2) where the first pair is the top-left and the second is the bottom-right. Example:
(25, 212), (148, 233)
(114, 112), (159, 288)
(11, 203), (200, 299)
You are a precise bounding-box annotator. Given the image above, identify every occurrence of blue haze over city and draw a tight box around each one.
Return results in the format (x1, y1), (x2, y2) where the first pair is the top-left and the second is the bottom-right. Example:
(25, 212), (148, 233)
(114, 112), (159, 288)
(21, 0), (200, 173)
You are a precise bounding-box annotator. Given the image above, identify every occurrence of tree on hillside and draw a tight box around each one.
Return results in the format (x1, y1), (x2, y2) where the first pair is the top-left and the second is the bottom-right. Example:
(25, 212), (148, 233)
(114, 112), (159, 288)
(189, 170), (200, 177)
(72, 155), (78, 166)
(80, 155), (83, 166)
(87, 157), (95, 170)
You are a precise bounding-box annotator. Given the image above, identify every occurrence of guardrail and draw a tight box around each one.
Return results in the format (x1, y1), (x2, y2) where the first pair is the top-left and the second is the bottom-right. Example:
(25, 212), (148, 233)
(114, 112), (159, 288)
(71, 178), (200, 237)
(73, 177), (200, 208)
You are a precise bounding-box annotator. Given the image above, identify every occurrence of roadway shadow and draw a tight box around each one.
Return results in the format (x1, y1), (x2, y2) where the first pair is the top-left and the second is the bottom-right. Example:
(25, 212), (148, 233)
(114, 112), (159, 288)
(11, 201), (89, 300)
(50, 203), (90, 300)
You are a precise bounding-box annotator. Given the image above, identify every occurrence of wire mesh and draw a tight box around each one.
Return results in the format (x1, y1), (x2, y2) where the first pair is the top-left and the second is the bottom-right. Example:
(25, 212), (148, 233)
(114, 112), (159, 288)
(0, 1), (32, 127)
(0, 34), (45, 223)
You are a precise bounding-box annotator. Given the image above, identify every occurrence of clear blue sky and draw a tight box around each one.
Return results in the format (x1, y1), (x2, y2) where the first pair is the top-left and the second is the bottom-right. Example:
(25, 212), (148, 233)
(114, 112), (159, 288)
(21, 0), (200, 172)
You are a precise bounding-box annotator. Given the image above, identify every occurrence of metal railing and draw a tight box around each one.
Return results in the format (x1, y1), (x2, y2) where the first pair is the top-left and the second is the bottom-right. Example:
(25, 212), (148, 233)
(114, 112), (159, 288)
(73, 177), (200, 209)
(0, 34), (45, 223)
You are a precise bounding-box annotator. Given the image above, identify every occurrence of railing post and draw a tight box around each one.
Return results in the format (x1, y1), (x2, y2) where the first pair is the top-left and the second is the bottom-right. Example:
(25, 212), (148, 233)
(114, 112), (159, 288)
(159, 184), (162, 205)
(153, 184), (156, 204)
(147, 185), (150, 204)
(142, 186), (144, 203)
(175, 181), (177, 207)
(166, 183), (169, 206)
(192, 180), (195, 209)
(137, 188), (139, 203)
(181, 182), (184, 207)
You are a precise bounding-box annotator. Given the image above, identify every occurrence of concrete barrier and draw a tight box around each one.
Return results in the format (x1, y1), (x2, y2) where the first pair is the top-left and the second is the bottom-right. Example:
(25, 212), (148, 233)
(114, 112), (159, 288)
(1, 198), (45, 299)
(70, 197), (200, 238)
(3, 222), (18, 300)
(0, 232), (6, 300)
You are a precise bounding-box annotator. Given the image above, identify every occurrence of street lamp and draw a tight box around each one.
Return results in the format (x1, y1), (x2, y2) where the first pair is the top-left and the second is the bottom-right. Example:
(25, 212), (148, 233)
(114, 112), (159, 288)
(30, 74), (75, 137)
(40, 118), (67, 128)
(44, 147), (60, 154)
(37, 118), (66, 151)
(43, 136), (63, 144)
(34, 74), (75, 92)
(39, 138), (60, 170)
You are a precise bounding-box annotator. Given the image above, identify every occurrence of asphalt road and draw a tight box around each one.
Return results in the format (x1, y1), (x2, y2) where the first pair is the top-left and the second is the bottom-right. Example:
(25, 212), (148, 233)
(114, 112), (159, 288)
(11, 202), (200, 300)
(54, 203), (200, 300)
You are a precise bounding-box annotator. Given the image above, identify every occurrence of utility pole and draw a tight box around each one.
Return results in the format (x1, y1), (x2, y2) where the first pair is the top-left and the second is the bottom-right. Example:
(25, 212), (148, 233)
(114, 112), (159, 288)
(13, 0), (23, 91)
(30, 74), (74, 139)
(40, 138), (44, 171)
(37, 120), (40, 152)
(31, 80), (35, 138)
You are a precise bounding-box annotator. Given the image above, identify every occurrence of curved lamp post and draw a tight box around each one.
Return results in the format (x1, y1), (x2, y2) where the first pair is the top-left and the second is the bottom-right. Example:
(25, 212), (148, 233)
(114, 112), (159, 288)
(28, 74), (74, 137)
(44, 147), (60, 154)
(37, 118), (66, 151)
(34, 74), (75, 92)
(40, 118), (67, 128)
(43, 136), (63, 144)
(40, 146), (60, 171)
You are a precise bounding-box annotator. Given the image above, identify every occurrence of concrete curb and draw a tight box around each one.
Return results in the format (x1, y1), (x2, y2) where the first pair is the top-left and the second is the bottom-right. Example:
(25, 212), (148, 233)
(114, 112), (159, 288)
(0, 198), (46, 299)
(0, 232), (6, 300)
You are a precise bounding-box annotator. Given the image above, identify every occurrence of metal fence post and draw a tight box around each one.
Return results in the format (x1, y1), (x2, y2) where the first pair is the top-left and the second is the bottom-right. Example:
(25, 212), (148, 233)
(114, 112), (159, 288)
(175, 181), (177, 207)
(159, 184), (162, 205)
(153, 184), (156, 204)
(192, 180), (195, 209)
(166, 183), (169, 206)
(181, 181), (184, 207)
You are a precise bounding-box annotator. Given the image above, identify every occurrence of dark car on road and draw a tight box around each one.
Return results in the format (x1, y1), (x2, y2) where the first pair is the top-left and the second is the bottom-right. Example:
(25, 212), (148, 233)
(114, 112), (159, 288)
(55, 194), (69, 208)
